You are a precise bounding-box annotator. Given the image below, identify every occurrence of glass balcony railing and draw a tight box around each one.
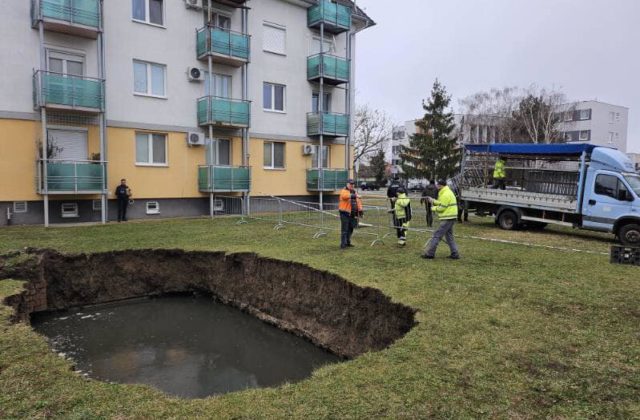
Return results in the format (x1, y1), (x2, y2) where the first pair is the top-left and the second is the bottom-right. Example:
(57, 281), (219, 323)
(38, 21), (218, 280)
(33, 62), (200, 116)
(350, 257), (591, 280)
(198, 166), (251, 192)
(306, 169), (349, 191)
(197, 96), (250, 128)
(307, 53), (350, 84)
(196, 26), (250, 65)
(33, 70), (104, 112)
(307, 112), (349, 137)
(37, 159), (105, 194)
(32, 0), (101, 36)
(307, 0), (352, 34)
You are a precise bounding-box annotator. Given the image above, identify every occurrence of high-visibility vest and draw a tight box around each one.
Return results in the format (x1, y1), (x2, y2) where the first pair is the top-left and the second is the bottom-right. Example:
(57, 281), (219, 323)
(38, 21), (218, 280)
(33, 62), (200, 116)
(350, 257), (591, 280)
(394, 193), (411, 219)
(339, 188), (363, 214)
(433, 186), (458, 220)
(493, 159), (506, 179)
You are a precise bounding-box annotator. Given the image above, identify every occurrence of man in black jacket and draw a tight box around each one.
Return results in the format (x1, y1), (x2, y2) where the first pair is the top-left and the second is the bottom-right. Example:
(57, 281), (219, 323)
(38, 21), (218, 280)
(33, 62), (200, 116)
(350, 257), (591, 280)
(115, 179), (132, 222)
(420, 180), (438, 227)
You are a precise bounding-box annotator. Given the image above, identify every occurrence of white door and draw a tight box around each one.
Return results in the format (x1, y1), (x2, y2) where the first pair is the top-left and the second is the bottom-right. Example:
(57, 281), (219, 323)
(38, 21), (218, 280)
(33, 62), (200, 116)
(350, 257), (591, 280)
(48, 129), (88, 160)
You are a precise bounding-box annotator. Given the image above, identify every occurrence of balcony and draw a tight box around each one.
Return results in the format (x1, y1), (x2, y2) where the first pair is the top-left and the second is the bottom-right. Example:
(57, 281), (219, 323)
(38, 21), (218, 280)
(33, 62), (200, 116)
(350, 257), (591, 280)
(31, 0), (101, 39)
(196, 26), (250, 66)
(307, 0), (352, 34)
(33, 71), (104, 113)
(198, 166), (251, 193)
(306, 169), (349, 192)
(198, 97), (250, 128)
(307, 53), (350, 85)
(307, 112), (349, 138)
(37, 159), (105, 194)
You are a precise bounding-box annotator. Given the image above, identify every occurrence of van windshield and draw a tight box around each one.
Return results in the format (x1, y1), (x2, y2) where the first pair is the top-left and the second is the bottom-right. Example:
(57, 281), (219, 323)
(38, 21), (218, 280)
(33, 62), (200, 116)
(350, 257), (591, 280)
(624, 174), (640, 197)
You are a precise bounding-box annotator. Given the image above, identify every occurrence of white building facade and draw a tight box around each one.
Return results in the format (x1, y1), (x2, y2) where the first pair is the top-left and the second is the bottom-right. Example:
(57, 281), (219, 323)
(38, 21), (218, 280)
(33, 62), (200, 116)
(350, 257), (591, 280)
(557, 101), (629, 152)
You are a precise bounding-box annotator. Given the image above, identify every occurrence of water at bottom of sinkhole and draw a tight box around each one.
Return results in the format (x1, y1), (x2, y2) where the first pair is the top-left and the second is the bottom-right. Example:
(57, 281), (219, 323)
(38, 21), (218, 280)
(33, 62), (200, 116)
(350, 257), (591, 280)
(32, 295), (340, 398)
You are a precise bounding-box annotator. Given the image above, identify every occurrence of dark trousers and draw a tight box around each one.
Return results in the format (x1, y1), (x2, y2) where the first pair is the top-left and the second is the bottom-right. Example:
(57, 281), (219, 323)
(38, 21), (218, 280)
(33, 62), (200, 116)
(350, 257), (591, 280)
(395, 217), (407, 239)
(340, 211), (357, 248)
(457, 201), (469, 222)
(424, 220), (460, 258)
(493, 179), (506, 190)
(117, 199), (128, 222)
(426, 202), (434, 227)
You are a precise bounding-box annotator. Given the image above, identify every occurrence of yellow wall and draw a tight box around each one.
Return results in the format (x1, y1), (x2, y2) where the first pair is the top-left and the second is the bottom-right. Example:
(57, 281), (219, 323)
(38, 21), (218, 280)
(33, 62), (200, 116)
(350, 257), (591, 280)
(0, 118), (353, 202)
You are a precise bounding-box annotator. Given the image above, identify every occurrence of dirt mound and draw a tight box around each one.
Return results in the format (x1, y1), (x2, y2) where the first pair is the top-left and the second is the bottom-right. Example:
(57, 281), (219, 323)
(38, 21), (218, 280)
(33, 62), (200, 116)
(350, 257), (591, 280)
(1, 249), (416, 358)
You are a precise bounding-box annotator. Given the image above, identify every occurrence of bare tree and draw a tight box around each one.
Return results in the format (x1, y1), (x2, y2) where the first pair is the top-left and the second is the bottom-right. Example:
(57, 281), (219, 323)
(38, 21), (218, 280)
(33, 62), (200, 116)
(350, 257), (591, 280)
(353, 104), (392, 167)
(513, 85), (568, 144)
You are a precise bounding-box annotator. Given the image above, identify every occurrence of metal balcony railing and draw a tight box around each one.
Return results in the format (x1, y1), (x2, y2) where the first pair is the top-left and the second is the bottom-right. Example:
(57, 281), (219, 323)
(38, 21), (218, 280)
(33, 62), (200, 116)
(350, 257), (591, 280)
(307, 112), (349, 137)
(198, 166), (251, 192)
(37, 159), (105, 194)
(307, 0), (352, 34)
(306, 168), (349, 191)
(32, 0), (101, 35)
(33, 70), (104, 112)
(197, 96), (250, 128)
(307, 53), (350, 84)
(196, 26), (250, 65)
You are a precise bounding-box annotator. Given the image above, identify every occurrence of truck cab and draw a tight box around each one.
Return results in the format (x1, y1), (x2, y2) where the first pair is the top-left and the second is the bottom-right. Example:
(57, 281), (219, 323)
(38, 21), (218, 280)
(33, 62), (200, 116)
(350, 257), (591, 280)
(581, 148), (640, 245)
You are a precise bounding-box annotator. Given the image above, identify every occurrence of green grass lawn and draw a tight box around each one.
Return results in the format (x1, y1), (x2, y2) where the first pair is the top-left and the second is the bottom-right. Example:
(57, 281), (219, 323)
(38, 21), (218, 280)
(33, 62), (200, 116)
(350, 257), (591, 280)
(1, 216), (639, 418)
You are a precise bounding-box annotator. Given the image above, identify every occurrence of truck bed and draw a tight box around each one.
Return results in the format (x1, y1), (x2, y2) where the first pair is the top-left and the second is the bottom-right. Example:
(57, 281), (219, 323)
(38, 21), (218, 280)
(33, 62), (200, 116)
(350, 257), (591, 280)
(461, 187), (579, 213)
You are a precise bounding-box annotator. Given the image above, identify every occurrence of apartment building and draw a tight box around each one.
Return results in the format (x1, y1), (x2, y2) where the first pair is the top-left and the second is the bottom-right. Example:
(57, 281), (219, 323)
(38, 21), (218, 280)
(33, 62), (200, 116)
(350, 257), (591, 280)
(0, 0), (374, 226)
(557, 101), (629, 152)
(389, 121), (417, 175)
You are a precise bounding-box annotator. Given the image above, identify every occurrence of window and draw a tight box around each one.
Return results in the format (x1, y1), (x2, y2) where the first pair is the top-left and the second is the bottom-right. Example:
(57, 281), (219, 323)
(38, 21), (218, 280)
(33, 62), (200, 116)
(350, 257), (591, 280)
(263, 83), (285, 112)
(595, 174), (630, 201)
(311, 37), (334, 55)
(392, 129), (406, 141)
(263, 23), (286, 55)
(206, 138), (231, 166)
(133, 60), (166, 97)
(61, 203), (79, 218)
(133, 0), (163, 26)
(579, 130), (590, 141)
(615, 112), (621, 122)
(204, 73), (231, 98)
(564, 111), (574, 122)
(579, 109), (591, 120)
(146, 201), (160, 215)
(13, 202), (27, 213)
(206, 12), (230, 29)
(136, 132), (167, 165)
(47, 51), (84, 76)
(92, 200), (102, 211)
(312, 92), (331, 113)
(608, 132), (615, 144)
(312, 145), (329, 168)
(624, 174), (640, 197)
(264, 142), (285, 169)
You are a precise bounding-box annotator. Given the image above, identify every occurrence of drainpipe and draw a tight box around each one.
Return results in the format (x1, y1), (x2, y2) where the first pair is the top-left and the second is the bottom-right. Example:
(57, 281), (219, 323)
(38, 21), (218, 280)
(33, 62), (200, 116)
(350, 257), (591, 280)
(319, 21), (324, 212)
(242, 5), (250, 215)
(207, 3), (214, 218)
(99, 0), (107, 224)
(38, 0), (49, 227)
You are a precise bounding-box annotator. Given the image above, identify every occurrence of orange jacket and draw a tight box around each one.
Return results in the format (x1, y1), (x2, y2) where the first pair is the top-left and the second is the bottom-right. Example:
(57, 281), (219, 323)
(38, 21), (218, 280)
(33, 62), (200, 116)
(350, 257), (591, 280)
(339, 188), (363, 214)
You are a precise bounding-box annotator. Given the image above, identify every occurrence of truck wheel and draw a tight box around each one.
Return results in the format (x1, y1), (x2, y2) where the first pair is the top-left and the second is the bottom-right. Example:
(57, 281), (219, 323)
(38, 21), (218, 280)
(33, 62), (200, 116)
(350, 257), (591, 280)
(619, 224), (640, 246)
(497, 210), (518, 231)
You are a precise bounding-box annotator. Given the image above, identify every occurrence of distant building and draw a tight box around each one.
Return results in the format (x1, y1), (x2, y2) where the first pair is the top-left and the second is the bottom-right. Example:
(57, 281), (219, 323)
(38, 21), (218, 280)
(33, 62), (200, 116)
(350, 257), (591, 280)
(628, 153), (640, 172)
(557, 101), (629, 152)
(390, 121), (418, 174)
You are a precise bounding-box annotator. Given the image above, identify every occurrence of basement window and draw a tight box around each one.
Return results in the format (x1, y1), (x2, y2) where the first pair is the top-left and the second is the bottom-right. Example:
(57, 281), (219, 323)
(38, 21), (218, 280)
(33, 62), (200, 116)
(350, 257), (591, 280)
(213, 199), (224, 212)
(92, 200), (102, 211)
(61, 203), (79, 218)
(13, 201), (28, 213)
(146, 201), (160, 215)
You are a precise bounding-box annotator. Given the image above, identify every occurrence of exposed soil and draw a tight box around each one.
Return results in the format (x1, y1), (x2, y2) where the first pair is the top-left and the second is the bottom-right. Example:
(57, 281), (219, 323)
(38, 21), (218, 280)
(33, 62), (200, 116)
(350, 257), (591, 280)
(1, 249), (416, 358)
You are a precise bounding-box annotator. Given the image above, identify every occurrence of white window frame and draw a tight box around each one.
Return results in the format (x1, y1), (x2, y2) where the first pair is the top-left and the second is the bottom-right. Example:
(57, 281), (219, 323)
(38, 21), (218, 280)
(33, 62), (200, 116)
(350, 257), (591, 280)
(132, 0), (165, 28)
(13, 202), (28, 213)
(608, 132), (615, 144)
(205, 11), (231, 29)
(312, 145), (330, 169)
(579, 109), (590, 121)
(46, 49), (85, 76)
(92, 200), (102, 211)
(564, 111), (573, 122)
(311, 36), (335, 55)
(264, 141), (286, 170)
(135, 132), (168, 166)
(133, 60), (167, 99)
(213, 199), (224, 212)
(61, 203), (79, 218)
(206, 138), (232, 166)
(263, 22), (287, 56)
(579, 130), (590, 141)
(312, 92), (331, 113)
(146, 201), (160, 215)
(204, 72), (232, 98)
(263, 82), (286, 113)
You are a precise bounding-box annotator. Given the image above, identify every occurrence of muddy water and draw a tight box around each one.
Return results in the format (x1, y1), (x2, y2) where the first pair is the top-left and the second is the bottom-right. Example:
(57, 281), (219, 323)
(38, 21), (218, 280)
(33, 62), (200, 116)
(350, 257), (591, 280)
(31, 295), (340, 398)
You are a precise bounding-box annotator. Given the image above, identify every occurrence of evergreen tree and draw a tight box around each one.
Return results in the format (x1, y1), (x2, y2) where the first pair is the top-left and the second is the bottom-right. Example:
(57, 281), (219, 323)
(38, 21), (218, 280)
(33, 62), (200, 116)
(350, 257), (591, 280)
(400, 80), (461, 181)
(369, 149), (387, 186)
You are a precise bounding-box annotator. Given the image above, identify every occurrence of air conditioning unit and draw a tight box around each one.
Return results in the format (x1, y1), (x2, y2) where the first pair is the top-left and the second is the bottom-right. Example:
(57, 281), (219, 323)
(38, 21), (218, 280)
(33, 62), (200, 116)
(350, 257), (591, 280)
(187, 132), (205, 146)
(302, 144), (315, 156)
(184, 0), (203, 10)
(187, 67), (203, 82)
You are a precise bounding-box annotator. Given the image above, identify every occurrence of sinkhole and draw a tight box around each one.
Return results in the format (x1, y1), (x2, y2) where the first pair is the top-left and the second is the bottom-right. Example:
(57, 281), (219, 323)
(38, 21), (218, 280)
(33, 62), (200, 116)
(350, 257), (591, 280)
(2, 249), (416, 399)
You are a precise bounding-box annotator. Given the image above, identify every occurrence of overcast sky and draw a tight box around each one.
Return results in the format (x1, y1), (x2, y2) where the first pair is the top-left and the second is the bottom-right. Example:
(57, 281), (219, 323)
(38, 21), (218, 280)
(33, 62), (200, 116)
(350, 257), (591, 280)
(354, 0), (640, 152)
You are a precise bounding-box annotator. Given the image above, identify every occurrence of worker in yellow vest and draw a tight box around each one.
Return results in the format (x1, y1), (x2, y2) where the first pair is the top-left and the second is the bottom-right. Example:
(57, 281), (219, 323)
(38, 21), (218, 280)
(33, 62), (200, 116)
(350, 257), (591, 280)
(493, 157), (506, 190)
(391, 187), (412, 246)
(422, 179), (460, 260)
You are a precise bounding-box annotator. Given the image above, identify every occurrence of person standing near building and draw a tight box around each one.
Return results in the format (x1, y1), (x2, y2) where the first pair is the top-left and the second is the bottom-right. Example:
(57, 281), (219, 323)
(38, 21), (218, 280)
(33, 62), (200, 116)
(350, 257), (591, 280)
(420, 180), (438, 227)
(391, 186), (411, 246)
(493, 157), (506, 190)
(422, 179), (460, 260)
(339, 179), (363, 249)
(115, 178), (132, 222)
